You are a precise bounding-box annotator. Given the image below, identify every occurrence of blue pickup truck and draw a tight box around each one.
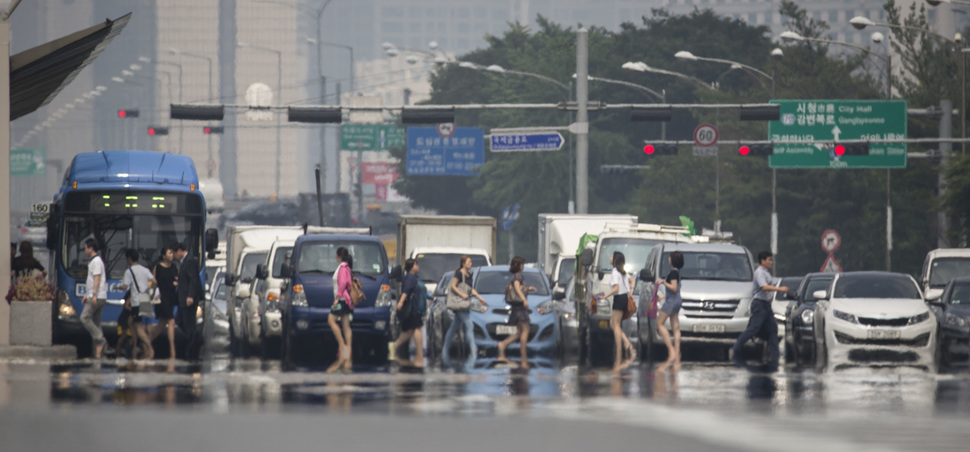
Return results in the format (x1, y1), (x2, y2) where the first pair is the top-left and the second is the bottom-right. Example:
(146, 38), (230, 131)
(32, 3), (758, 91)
(279, 233), (395, 365)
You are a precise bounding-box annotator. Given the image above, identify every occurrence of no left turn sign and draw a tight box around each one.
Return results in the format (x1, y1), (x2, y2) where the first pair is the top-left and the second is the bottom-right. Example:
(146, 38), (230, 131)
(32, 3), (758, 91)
(693, 124), (718, 147)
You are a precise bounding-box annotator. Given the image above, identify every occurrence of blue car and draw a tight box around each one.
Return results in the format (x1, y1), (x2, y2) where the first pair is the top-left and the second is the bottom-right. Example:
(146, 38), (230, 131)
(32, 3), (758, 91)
(467, 266), (559, 356)
(279, 234), (395, 365)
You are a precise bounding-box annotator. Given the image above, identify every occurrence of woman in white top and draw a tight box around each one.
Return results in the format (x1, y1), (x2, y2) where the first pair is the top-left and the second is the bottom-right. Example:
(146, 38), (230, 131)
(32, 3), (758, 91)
(601, 251), (636, 367)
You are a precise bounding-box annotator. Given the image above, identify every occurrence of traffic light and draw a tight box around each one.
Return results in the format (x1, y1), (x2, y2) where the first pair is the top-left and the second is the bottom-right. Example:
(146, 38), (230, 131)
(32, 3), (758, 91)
(739, 104), (780, 121)
(642, 142), (678, 155)
(288, 106), (342, 123)
(737, 143), (773, 156)
(630, 106), (672, 122)
(833, 142), (869, 156)
(202, 126), (224, 134)
(401, 107), (455, 124)
(170, 104), (224, 121)
(147, 126), (169, 136)
(117, 109), (139, 118)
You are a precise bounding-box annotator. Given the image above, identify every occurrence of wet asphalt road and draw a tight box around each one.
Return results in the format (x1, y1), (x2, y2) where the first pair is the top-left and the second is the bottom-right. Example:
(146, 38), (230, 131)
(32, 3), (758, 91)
(2, 352), (970, 451)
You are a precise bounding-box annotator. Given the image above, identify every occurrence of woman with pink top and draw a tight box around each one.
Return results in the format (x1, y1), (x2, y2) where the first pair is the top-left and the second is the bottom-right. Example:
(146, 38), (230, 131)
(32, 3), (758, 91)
(329, 247), (354, 365)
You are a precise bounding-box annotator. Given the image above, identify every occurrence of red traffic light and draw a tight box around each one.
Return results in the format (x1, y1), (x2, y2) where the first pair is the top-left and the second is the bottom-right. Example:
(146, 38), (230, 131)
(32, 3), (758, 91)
(118, 110), (127, 118)
(148, 127), (156, 136)
(117, 109), (139, 118)
(643, 144), (655, 155)
(738, 145), (750, 156)
(834, 144), (846, 156)
(203, 127), (211, 134)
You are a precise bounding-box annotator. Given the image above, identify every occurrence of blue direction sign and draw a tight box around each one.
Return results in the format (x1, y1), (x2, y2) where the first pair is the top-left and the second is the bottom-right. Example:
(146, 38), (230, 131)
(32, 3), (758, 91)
(490, 132), (564, 152)
(501, 203), (520, 231)
(406, 127), (485, 176)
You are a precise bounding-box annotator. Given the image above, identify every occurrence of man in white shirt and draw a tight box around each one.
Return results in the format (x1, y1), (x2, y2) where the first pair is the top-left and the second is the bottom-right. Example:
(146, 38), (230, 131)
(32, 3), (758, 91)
(81, 238), (109, 358)
(119, 248), (155, 360)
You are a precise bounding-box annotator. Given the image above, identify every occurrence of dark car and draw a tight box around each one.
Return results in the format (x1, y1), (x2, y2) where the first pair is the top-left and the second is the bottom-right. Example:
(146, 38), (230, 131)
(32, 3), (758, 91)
(783, 272), (835, 365)
(929, 277), (970, 367)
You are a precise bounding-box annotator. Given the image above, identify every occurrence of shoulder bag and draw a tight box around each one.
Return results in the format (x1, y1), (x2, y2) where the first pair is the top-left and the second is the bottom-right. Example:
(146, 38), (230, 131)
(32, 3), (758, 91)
(350, 277), (365, 305)
(446, 280), (473, 311)
(505, 277), (526, 305)
(129, 268), (155, 319)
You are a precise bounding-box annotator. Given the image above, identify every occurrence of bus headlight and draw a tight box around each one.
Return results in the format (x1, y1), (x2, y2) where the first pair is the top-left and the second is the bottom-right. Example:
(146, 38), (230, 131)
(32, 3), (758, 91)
(59, 302), (77, 317)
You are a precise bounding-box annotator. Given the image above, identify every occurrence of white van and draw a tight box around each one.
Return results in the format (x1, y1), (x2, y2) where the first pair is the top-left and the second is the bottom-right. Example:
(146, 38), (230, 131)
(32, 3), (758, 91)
(920, 248), (970, 300)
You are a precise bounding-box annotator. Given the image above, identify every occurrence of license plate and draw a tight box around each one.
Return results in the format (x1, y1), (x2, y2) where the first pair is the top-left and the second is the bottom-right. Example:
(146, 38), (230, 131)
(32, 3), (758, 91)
(693, 324), (726, 333)
(867, 329), (900, 340)
(495, 325), (518, 336)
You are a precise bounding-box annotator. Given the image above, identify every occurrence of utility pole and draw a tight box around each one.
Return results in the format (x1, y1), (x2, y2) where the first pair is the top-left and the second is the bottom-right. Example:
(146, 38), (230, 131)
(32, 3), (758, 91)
(575, 28), (589, 214)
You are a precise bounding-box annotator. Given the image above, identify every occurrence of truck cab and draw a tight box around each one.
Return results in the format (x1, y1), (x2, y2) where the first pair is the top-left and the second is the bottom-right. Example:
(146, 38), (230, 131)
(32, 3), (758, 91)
(239, 238), (296, 357)
(279, 233), (395, 365)
(920, 248), (970, 301)
(575, 223), (694, 364)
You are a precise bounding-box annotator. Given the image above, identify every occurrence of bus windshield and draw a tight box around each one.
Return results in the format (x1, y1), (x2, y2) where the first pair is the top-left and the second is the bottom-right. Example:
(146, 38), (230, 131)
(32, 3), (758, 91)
(60, 192), (204, 279)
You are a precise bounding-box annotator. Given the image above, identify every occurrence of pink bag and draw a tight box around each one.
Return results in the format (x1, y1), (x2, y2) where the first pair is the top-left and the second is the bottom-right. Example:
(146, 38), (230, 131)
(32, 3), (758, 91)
(646, 284), (660, 320)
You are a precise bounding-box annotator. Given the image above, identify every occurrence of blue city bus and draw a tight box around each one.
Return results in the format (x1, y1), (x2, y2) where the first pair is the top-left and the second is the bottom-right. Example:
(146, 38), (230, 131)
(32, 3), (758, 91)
(46, 150), (217, 346)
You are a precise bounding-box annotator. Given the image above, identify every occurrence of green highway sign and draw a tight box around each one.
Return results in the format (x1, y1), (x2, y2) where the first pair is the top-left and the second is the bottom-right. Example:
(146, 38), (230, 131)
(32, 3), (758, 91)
(768, 100), (907, 169)
(10, 148), (46, 176)
(340, 124), (405, 151)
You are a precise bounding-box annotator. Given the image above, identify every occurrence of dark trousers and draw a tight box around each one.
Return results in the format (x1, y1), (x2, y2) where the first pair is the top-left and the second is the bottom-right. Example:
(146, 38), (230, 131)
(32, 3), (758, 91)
(732, 299), (779, 365)
(178, 304), (202, 360)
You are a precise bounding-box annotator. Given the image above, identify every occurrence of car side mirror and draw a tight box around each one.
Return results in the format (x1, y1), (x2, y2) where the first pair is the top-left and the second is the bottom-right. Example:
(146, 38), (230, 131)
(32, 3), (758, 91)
(553, 290), (566, 301)
(279, 263), (292, 279)
(579, 249), (594, 267)
(928, 298), (945, 307)
(925, 288), (944, 301)
(205, 228), (219, 254)
(812, 290), (828, 300)
(639, 268), (654, 282)
(389, 265), (403, 280)
(786, 291), (798, 300)
(255, 264), (268, 280)
(225, 274), (236, 287)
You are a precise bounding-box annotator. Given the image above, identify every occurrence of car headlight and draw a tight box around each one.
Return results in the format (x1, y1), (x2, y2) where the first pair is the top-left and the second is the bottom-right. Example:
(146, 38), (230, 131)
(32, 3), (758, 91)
(290, 284), (308, 307)
(908, 311), (930, 325)
(800, 309), (814, 325)
(375, 284), (394, 308)
(945, 312), (970, 329)
(833, 310), (857, 324)
(266, 291), (281, 311)
(536, 300), (556, 315)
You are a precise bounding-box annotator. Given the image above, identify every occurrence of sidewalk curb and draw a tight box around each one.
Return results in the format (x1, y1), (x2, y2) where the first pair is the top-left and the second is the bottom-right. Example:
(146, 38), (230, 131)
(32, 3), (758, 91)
(0, 345), (77, 360)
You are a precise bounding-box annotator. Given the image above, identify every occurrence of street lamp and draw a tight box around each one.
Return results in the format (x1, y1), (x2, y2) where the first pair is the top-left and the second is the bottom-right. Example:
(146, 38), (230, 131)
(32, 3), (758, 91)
(580, 74), (666, 139)
(674, 50), (775, 94)
(170, 47), (215, 176)
(621, 61), (713, 90)
(849, 15), (962, 43)
(780, 30), (891, 98)
(238, 41), (283, 197)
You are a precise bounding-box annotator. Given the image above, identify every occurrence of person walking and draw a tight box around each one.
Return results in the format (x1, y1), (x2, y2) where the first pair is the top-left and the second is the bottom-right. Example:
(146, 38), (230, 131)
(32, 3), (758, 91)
(601, 251), (636, 369)
(328, 247), (354, 367)
(11, 241), (44, 277)
(174, 242), (204, 360)
(442, 255), (487, 368)
(496, 256), (532, 368)
(656, 251), (684, 370)
(119, 248), (155, 360)
(80, 238), (108, 358)
(151, 246), (178, 359)
(394, 258), (425, 366)
(732, 251), (788, 369)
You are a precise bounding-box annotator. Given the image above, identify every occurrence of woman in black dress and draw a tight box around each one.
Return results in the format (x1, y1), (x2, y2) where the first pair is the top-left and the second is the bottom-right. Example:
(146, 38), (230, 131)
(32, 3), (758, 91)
(151, 246), (179, 358)
(496, 256), (532, 368)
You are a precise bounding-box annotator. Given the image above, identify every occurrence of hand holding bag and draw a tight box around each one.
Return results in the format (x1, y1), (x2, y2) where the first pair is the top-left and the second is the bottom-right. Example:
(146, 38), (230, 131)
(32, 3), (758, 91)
(446, 282), (474, 311)
(646, 284), (665, 320)
(129, 268), (156, 319)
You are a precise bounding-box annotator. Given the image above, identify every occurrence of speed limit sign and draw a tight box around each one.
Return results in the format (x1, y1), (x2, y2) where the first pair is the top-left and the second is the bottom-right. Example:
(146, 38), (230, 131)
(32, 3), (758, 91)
(693, 124), (719, 147)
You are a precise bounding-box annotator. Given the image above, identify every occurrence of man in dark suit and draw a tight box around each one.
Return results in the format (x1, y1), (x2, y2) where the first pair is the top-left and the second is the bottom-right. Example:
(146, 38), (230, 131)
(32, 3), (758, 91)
(174, 242), (204, 360)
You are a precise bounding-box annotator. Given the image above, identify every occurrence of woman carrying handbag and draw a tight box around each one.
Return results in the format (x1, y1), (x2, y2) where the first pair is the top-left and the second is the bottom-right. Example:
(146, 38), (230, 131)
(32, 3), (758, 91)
(442, 255), (487, 368)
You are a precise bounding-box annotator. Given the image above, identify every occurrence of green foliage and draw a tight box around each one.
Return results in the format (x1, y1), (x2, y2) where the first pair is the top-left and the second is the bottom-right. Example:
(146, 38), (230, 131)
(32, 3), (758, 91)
(391, 4), (943, 273)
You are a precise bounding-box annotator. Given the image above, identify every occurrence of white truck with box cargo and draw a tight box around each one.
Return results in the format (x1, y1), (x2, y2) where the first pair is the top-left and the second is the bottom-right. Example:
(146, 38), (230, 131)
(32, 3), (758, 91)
(537, 214), (638, 296)
(920, 248), (970, 301)
(396, 215), (497, 294)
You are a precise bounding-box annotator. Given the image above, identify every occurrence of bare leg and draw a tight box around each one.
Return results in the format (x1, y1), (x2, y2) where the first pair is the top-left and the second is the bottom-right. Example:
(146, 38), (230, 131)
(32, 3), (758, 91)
(496, 333), (516, 363)
(341, 315), (352, 363)
(395, 330), (414, 358)
(328, 314), (347, 357)
(611, 309), (625, 367)
(519, 323), (530, 369)
(657, 311), (676, 365)
(670, 314), (681, 368)
(167, 320), (176, 358)
(135, 323), (154, 360)
(412, 328), (424, 366)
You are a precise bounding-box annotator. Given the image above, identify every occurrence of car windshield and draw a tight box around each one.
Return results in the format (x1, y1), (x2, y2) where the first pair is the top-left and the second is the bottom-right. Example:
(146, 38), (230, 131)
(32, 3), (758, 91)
(296, 241), (386, 277)
(660, 251), (753, 282)
(775, 277), (802, 300)
(414, 253), (488, 284)
(801, 277), (833, 302)
(557, 257), (576, 286)
(832, 274), (921, 299)
(929, 258), (970, 288)
(474, 271), (549, 296)
(271, 246), (292, 278)
(238, 252), (267, 285)
(948, 282), (970, 305)
(597, 238), (660, 274)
